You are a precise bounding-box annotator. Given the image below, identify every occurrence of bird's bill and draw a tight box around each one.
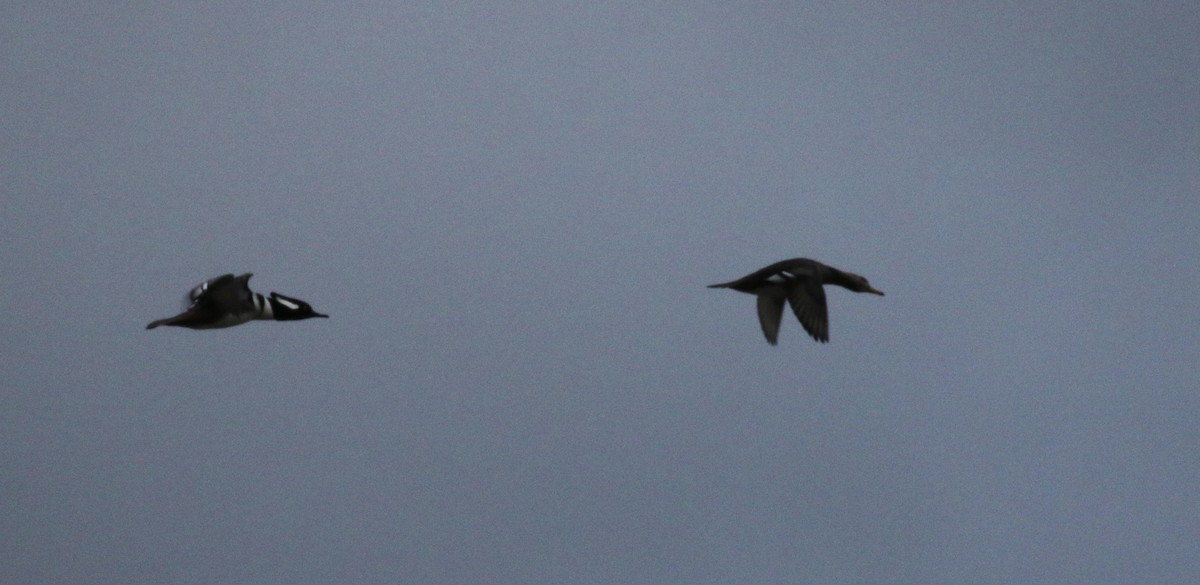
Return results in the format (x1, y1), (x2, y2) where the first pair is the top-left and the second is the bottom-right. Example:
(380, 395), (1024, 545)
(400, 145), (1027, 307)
(866, 287), (885, 296)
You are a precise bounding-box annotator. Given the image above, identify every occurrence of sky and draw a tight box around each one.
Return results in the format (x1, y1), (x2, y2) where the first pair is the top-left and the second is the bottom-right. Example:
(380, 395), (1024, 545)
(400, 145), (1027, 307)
(2, 2), (1198, 584)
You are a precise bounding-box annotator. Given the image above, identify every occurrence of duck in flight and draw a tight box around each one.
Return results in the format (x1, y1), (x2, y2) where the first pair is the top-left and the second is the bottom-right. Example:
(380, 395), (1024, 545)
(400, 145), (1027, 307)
(708, 258), (883, 344)
(147, 273), (327, 330)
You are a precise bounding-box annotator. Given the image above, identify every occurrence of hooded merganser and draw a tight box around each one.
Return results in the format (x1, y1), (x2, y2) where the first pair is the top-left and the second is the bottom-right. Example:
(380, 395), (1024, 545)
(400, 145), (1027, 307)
(146, 273), (327, 330)
(708, 258), (882, 344)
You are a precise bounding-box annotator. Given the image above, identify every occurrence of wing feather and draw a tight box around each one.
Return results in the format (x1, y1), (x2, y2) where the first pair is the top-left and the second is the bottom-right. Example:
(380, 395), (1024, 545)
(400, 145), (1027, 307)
(756, 290), (786, 345)
(787, 281), (830, 343)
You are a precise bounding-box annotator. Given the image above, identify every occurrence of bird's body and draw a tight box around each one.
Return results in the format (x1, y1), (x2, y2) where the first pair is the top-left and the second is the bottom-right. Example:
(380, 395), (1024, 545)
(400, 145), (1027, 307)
(146, 273), (327, 330)
(708, 258), (883, 344)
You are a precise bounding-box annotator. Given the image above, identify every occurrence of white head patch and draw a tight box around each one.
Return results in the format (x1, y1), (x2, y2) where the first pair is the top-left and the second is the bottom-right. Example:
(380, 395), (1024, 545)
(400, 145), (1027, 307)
(275, 296), (301, 311)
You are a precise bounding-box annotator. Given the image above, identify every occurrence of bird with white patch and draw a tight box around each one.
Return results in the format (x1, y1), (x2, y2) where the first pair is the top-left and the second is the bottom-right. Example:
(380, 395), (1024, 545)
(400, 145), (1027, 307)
(708, 258), (883, 345)
(146, 273), (328, 330)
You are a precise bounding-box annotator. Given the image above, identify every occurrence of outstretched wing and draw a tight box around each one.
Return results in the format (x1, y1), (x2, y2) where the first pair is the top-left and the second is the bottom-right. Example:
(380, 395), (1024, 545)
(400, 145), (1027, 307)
(755, 290), (787, 345)
(186, 273), (254, 312)
(185, 274), (231, 306)
(786, 281), (830, 343)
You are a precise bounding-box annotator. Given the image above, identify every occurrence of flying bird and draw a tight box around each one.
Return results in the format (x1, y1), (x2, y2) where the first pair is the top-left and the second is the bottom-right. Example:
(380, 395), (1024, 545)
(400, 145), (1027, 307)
(146, 273), (327, 330)
(708, 258), (883, 344)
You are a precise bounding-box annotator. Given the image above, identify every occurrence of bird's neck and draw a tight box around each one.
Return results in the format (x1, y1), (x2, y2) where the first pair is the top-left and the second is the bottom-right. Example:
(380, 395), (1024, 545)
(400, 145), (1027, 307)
(254, 292), (275, 320)
(824, 268), (860, 291)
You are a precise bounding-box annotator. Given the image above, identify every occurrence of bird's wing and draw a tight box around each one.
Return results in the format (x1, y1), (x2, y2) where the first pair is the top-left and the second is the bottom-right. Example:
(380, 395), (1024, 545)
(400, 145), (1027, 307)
(786, 281), (830, 343)
(184, 274), (233, 307)
(774, 259), (818, 281)
(188, 273), (254, 311)
(756, 290), (787, 346)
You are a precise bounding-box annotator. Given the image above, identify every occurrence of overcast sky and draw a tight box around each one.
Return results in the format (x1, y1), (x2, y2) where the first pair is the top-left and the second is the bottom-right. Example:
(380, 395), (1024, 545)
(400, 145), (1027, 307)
(3, 3), (1198, 584)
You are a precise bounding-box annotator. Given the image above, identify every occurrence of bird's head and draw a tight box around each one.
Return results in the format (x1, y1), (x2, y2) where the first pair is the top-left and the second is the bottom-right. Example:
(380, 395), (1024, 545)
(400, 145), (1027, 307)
(268, 292), (329, 321)
(845, 273), (885, 296)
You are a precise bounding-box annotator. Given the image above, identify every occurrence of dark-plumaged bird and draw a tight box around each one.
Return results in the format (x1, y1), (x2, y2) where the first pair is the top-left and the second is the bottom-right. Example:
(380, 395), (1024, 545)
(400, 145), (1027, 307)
(708, 258), (883, 344)
(146, 273), (327, 330)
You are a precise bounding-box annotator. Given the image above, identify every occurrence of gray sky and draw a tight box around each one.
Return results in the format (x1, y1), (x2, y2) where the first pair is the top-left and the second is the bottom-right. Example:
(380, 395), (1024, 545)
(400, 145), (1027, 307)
(3, 3), (1198, 584)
